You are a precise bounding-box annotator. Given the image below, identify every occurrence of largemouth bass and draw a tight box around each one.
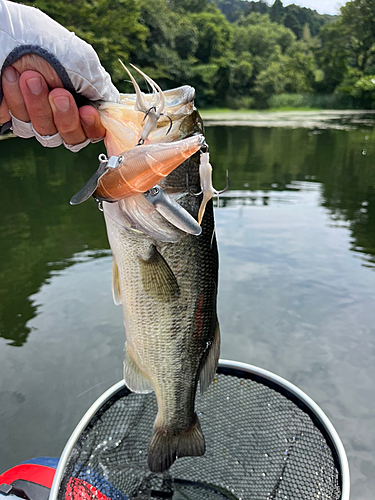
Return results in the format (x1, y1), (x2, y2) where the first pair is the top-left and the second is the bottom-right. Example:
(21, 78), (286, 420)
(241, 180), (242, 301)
(93, 79), (220, 473)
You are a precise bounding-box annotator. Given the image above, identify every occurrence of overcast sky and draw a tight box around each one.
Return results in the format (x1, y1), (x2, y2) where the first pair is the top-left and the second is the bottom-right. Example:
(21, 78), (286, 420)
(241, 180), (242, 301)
(263, 0), (349, 15)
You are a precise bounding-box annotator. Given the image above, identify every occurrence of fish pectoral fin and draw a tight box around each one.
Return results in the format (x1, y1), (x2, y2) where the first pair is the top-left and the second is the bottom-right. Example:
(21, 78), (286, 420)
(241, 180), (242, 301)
(138, 245), (180, 302)
(124, 343), (153, 394)
(112, 257), (121, 306)
(148, 413), (205, 473)
(199, 320), (220, 394)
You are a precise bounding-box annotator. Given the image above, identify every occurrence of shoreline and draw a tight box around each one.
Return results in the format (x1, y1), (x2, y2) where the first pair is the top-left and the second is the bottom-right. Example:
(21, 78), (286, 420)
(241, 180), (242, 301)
(200, 108), (375, 130)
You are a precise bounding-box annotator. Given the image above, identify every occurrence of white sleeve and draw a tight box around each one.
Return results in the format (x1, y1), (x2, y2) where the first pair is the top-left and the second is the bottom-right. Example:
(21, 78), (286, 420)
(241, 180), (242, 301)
(0, 0), (119, 104)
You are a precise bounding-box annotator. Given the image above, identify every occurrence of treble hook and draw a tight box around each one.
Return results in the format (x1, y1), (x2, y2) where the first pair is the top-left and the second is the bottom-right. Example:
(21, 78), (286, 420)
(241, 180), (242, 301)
(162, 113), (173, 135)
(137, 110), (172, 145)
(143, 106), (157, 122)
(144, 108), (173, 135)
(218, 170), (230, 194)
(186, 171), (202, 197)
(187, 168), (229, 197)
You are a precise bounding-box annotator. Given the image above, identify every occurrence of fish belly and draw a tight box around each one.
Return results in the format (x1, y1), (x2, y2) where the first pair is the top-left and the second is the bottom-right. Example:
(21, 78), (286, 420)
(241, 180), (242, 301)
(104, 195), (219, 472)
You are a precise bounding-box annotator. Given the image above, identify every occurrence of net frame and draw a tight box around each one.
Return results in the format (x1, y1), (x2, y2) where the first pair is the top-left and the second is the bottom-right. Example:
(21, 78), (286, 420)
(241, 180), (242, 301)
(49, 360), (350, 500)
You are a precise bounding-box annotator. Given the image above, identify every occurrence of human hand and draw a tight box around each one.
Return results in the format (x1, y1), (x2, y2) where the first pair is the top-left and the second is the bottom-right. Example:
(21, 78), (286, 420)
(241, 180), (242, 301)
(0, 0), (119, 151)
(0, 55), (106, 148)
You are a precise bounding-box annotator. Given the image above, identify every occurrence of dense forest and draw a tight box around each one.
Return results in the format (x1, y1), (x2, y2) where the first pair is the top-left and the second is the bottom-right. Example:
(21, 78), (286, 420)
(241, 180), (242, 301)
(22, 0), (375, 109)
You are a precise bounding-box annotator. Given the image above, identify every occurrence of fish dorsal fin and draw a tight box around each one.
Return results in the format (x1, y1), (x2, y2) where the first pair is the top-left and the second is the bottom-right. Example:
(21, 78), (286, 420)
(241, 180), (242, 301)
(138, 245), (180, 302)
(112, 257), (121, 306)
(124, 342), (153, 394)
(199, 320), (220, 394)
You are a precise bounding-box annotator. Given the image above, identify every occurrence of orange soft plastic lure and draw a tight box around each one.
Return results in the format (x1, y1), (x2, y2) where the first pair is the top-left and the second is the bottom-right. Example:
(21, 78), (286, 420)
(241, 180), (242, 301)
(94, 134), (204, 202)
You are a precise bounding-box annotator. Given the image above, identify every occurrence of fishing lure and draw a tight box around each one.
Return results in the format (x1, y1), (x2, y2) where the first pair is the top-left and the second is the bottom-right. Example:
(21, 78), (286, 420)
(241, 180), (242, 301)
(188, 150), (229, 225)
(119, 61), (172, 145)
(71, 134), (204, 204)
(71, 65), (228, 235)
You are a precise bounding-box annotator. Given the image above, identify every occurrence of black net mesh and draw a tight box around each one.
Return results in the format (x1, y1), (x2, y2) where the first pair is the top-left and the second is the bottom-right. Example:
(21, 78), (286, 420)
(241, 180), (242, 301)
(58, 367), (342, 500)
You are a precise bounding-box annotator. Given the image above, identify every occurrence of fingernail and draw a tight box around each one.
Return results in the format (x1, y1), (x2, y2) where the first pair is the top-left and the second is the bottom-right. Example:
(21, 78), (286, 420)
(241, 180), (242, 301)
(81, 115), (95, 127)
(25, 77), (42, 95)
(3, 66), (18, 84)
(53, 96), (70, 112)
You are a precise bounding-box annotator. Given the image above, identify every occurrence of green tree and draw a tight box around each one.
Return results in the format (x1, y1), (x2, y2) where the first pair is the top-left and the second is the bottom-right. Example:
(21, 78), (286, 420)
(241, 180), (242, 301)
(351, 75), (375, 107)
(254, 41), (317, 102)
(302, 24), (321, 50)
(229, 52), (253, 96)
(316, 0), (375, 98)
(213, 0), (270, 23)
(316, 19), (351, 93)
(270, 0), (284, 23)
(233, 13), (295, 76)
(130, 0), (178, 85)
(168, 0), (207, 13)
(340, 0), (375, 72)
(16, 0), (364, 109)
(190, 6), (232, 65)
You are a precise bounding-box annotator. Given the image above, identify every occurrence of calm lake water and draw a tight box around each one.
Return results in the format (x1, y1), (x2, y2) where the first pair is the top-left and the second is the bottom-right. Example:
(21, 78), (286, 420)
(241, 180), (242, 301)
(1, 117), (375, 500)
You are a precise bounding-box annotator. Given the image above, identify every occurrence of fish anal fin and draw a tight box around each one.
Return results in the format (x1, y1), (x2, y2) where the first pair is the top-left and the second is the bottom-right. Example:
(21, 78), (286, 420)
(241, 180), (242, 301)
(199, 320), (220, 394)
(112, 257), (121, 306)
(138, 245), (180, 302)
(147, 413), (205, 473)
(124, 343), (153, 394)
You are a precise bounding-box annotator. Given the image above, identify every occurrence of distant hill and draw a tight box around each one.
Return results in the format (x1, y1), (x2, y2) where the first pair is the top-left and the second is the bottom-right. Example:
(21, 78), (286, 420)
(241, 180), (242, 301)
(212, 0), (335, 38)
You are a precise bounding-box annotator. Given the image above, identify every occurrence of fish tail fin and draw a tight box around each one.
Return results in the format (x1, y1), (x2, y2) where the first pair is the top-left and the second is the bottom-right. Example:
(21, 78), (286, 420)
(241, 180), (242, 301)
(147, 413), (205, 473)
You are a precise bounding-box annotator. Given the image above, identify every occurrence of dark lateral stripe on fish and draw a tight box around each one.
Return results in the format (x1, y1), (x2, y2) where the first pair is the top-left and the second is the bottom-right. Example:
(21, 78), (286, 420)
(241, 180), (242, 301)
(138, 245), (180, 302)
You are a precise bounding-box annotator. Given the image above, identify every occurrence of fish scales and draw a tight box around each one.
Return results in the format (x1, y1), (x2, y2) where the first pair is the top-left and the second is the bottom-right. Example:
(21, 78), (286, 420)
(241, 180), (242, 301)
(104, 153), (219, 473)
(95, 78), (220, 472)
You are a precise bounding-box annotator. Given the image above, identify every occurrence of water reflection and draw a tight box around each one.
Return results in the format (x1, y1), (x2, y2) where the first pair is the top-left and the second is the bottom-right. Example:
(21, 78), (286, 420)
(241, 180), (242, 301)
(1, 124), (375, 497)
(206, 126), (375, 269)
(1, 123), (375, 347)
(0, 138), (109, 346)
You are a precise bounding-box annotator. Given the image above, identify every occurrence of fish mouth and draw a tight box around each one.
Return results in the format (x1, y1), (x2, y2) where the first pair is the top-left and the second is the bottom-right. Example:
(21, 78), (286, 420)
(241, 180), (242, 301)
(71, 65), (204, 239)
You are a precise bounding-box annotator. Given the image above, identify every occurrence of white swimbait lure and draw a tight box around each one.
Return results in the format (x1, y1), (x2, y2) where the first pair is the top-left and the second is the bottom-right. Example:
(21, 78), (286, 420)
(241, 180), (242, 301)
(195, 151), (229, 225)
(119, 60), (172, 145)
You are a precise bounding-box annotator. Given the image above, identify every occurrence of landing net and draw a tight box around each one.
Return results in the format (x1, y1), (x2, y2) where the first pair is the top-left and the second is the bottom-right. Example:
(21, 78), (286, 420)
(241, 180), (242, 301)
(52, 361), (349, 500)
